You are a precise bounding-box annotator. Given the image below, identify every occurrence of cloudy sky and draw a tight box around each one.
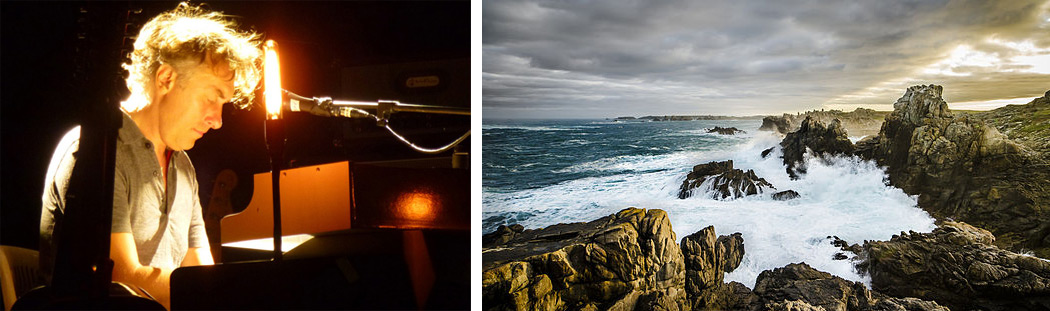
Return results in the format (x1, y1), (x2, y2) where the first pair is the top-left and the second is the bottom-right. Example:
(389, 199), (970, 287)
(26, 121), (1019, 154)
(483, 0), (1050, 119)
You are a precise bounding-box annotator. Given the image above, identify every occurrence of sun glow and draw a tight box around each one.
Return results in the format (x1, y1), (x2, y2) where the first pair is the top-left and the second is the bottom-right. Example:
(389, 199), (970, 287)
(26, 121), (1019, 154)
(922, 44), (998, 77)
(825, 36), (1050, 111)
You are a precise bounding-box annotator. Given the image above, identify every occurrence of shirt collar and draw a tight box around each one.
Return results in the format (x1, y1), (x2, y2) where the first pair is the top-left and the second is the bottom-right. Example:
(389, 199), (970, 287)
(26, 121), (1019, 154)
(118, 111), (152, 147)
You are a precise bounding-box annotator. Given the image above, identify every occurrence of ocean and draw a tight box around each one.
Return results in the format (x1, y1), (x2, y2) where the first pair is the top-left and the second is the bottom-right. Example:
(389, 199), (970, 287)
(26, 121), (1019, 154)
(482, 118), (937, 288)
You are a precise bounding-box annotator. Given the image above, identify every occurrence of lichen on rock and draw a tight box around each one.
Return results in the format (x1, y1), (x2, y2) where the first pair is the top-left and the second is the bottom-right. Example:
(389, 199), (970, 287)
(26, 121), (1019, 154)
(858, 221), (1050, 311)
(859, 84), (1050, 256)
(482, 208), (688, 311)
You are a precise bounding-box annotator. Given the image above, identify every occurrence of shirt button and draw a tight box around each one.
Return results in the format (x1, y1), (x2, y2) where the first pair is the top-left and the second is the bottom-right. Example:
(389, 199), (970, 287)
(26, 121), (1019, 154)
(153, 171), (159, 177)
(145, 142), (152, 149)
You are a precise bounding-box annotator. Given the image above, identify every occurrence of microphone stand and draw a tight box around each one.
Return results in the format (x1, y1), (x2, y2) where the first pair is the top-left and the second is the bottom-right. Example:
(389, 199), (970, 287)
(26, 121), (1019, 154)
(283, 90), (471, 157)
(264, 117), (284, 262)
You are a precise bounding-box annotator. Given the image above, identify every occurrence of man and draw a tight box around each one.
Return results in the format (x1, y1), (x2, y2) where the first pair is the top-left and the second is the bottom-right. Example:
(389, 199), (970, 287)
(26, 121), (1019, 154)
(40, 3), (262, 309)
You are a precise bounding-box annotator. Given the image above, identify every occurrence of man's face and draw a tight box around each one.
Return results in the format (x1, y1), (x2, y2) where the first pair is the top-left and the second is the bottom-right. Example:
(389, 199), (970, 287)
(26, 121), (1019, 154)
(155, 56), (235, 151)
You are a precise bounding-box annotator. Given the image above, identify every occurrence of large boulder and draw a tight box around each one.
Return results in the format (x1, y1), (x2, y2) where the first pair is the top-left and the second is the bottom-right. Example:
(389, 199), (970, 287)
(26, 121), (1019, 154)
(481, 208), (688, 311)
(771, 190), (800, 201)
(752, 262), (875, 311)
(708, 127), (745, 135)
(858, 221), (1050, 311)
(860, 85), (1050, 256)
(779, 117), (855, 179)
(681, 226), (747, 310)
(678, 160), (775, 199)
(483, 224), (526, 248)
(760, 114), (798, 134)
(751, 262), (948, 311)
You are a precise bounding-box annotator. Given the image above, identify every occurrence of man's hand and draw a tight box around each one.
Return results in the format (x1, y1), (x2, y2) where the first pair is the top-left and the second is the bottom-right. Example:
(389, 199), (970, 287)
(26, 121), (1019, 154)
(181, 247), (214, 266)
(110, 233), (172, 310)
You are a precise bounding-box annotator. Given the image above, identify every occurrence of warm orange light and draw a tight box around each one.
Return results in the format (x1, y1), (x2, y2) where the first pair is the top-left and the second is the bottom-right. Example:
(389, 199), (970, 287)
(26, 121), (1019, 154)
(264, 40), (282, 120)
(396, 190), (437, 222)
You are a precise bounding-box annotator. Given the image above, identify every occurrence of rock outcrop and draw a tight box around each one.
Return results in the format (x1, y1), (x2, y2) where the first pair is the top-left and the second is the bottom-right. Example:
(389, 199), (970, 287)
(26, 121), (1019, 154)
(973, 90), (1050, 161)
(772, 190), (800, 201)
(760, 114), (796, 134)
(681, 226), (747, 310)
(760, 147), (776, 158)
(708, 127), (745, 135)
(482, 209), (957, 311)
(760, 108), (889, 137)
(482, 208), (688, 311)
(750, 262), (948, 311)
(858, 221), (1050, 311)
(679, 160), (775, 199)
(859, 85), (1050, 256)
(483, 224), (526, 248)
(780, 117), (855, 179)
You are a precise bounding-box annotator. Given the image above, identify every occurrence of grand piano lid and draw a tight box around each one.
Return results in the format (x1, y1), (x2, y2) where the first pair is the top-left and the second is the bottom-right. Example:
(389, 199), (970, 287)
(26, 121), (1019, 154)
(220, 157), (469, 248)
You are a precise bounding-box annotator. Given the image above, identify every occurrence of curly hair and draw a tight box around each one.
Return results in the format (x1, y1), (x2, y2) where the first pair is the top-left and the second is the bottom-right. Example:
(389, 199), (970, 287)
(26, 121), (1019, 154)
(122, 2), (262, 112)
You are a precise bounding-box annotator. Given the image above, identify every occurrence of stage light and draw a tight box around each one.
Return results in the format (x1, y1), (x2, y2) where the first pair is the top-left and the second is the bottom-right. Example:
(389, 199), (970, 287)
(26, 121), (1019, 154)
(263, 39), (285, 260)
(264, 40), (282, 120)
(395, 189), (438, 222)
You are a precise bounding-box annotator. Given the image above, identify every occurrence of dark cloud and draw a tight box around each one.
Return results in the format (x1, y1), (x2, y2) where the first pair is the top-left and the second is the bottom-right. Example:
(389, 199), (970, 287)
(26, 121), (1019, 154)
(484, 0), (1050, 119)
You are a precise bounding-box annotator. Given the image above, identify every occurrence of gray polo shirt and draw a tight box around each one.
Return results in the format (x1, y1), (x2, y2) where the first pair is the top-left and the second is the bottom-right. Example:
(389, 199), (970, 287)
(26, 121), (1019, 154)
(40, 112), (208, 282)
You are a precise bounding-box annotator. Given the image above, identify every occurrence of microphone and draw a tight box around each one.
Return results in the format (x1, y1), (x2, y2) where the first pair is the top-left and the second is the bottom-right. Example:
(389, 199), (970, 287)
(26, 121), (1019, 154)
(284, 92), (371, 118)
(285, 95), (334, 117)
(282, 89), (468, 121)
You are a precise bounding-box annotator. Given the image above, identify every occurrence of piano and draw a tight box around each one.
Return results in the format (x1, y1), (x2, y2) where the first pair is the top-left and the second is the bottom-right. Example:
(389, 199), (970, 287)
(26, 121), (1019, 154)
(170, 157), (469, 310)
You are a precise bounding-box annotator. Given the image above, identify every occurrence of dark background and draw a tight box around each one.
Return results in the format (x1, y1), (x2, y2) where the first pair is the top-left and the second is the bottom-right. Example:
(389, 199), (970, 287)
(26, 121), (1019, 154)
(1, 1), (470, 250)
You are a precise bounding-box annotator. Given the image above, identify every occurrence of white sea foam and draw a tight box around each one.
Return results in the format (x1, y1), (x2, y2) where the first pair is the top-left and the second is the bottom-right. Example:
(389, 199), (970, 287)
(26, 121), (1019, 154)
(483, 130), (936, 288)
(551, 151), (705, 174)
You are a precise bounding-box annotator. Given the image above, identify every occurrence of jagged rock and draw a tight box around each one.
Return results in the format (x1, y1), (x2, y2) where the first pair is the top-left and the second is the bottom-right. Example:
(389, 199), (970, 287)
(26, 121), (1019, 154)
(867, 297), (950, 311)
(828, 236), (862, 254)
(761, 147), (776, 158)
(772, 190), (800, 201)
(752, 262), (874, 311)
(857, 221), (1050, 311)
(973, 90), (1050, 159)
(761, 299), (825, 311)
(482, 208), (688, 311)
(481, 209), (957, 311)
(693, 281), (755, 311)
(750, 262), (947, 311)
(860, 85), (1050, 256)
(852, 135), (878, 160)
(679, 160), (775, 199)
(761, 114), (797, 134)
(708, 127), (746, 135)
(827, 236), (862, 261)
(635, 291), (681, 311)
(780, 117), (855, 179)
(483, 224), (527, 248)
(681, 226), (745, 309)
(760, 108), (889, 137)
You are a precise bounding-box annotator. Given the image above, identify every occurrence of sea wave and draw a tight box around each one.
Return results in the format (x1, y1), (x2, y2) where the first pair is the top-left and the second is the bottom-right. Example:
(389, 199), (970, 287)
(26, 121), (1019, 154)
(483, 130), (936, 289)
(482, 124), (576, 131)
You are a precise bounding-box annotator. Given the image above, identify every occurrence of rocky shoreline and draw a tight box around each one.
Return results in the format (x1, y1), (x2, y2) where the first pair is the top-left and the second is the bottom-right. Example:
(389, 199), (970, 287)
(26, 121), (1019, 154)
(857, 85), (1050, 257)
(760, 108), (890, 138)
(484, 85), (1050, 310)
(482, 207), (1048, 310)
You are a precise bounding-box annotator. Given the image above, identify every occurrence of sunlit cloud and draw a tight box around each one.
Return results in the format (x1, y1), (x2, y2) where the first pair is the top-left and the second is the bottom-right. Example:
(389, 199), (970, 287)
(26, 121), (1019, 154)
(824, 36), (1050, 112)
(485, 0), (1050, 118)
